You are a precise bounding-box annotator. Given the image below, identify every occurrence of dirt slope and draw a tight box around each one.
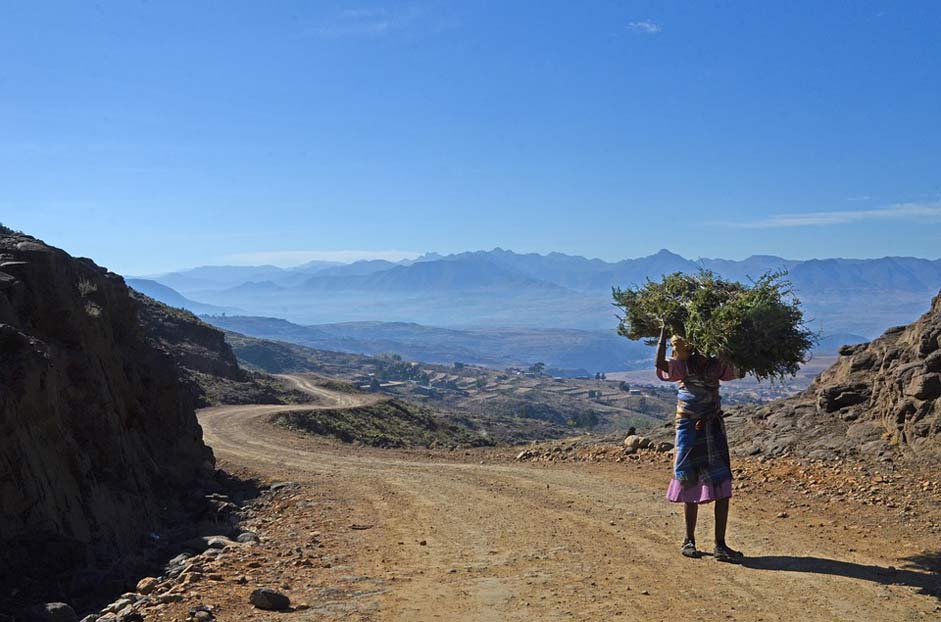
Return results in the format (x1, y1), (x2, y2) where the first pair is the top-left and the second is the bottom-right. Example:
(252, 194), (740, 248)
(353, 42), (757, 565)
(190, 374), (940, 621)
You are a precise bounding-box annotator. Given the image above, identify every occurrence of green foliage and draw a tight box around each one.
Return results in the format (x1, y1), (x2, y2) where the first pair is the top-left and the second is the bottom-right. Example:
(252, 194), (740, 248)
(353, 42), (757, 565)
(612, 270), (817, 381)
(0, 222), (20, 235)
(529, 361), (546, 375)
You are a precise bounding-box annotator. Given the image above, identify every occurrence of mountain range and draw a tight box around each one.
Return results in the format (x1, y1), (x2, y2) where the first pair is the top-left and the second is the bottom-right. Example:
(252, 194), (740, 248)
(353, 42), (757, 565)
(134, 249), (941, 341)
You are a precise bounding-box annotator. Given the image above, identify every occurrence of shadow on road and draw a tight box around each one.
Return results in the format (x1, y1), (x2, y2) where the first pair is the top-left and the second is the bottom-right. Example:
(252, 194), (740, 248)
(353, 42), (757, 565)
(902, 550), (941, 574)
(740, 552), (941, 600)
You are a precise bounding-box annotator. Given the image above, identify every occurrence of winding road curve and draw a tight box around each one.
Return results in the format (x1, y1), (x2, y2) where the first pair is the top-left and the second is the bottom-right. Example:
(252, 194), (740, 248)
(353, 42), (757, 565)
(198, 374), (940, 621)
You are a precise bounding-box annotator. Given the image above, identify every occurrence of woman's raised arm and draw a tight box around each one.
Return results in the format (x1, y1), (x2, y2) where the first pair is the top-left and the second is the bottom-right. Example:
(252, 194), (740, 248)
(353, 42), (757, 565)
(655, 324), (670, 374)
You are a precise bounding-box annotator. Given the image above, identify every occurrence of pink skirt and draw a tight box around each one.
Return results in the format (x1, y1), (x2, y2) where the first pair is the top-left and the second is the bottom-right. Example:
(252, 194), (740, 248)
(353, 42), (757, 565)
(666, 478), (732, 504)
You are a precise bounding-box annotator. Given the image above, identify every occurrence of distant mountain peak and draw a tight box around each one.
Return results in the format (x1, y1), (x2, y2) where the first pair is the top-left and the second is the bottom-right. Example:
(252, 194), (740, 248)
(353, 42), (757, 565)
(743, 254), (789, 262)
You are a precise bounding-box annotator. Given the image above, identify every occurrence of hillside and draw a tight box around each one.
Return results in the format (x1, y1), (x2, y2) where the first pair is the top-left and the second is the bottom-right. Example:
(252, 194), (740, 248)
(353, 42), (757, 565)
(130, 293), (309, 406)
(222, 330), (678, 438)
(275, 399), (493, 449)
(725, 291), (941, 462)
(139, 264), (306, 292)
(0, 232), (213, 609)
(204, 314), (651, 374)
(126, 277), (236, 315)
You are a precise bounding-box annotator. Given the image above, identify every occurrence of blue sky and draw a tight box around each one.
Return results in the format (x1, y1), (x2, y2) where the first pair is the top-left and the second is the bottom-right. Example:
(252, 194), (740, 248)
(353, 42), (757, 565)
(2, 1), (939, 274)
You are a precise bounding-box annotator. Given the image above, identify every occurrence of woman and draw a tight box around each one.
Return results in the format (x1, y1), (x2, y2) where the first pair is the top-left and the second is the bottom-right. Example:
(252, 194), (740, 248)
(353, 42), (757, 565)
(656, 324), (744, 562)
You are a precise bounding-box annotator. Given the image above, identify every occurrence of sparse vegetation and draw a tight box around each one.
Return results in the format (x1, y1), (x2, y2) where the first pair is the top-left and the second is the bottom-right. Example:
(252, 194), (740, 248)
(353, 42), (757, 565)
(77, 277), (98, 297)
(84, 301), (102, 317)
(318, 378), (358, 393)
(274, 399), (493, 448)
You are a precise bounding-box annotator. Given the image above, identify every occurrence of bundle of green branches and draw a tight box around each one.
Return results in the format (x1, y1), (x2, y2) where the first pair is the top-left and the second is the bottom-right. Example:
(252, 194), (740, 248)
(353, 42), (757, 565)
(612, 270), (816, 381)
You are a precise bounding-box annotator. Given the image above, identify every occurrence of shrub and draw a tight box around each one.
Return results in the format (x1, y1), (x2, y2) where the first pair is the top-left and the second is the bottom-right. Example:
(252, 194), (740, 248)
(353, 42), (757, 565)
(612, 270), (817, 381)
(77, 278), (98, 296)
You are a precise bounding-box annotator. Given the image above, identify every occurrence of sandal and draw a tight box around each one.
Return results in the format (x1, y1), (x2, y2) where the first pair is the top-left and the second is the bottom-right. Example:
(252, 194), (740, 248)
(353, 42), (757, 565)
(714, 542), (744, 562)
(681, 538), (700, 558)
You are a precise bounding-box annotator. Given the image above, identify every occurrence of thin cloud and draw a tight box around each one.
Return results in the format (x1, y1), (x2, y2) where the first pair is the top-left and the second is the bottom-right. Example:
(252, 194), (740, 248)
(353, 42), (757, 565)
(627, 20), (662, 34)
(713, 202), (941, 229)
(846, 195), (872, 201)
(316, 6), (422, 37)
(224, 250), (421, 266)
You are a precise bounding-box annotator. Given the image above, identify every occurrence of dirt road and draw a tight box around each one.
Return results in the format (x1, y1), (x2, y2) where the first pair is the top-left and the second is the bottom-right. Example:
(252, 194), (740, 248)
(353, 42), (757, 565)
(198, 375), (940, 621)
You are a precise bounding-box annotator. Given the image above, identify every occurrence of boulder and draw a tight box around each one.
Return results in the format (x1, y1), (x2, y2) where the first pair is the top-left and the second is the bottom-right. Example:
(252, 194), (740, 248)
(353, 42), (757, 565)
(849, 351), (877, 371)
(135, 577), (158, 595)
(103, 598), (133, 614)
(249, 588), (291, 611)
(188, 606), (214, 621)
(26, 603), (78, 622)
(906, 373), (941, 400)
(206, 535), (236, 549)
(182, 534), (235, 552)
(816, 384), (868, 412)
(838, 343), (867, 356)
(622, 435), (652, 450)
(269, 482), (298, 492)
(115, 609), (142, 622)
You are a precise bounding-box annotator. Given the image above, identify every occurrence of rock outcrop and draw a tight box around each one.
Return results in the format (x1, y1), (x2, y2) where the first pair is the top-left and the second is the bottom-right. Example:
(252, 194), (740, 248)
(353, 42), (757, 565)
(0, 233), (213, 609)
(727, 291), (941, 461)
(131, 293), (304, 406)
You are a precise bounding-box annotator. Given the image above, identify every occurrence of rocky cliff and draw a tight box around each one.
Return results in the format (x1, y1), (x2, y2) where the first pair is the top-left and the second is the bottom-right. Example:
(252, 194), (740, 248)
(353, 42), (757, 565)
(131, 292), (305, 407)
(0, 232), (214, 608)
(727, 291), (941, 462)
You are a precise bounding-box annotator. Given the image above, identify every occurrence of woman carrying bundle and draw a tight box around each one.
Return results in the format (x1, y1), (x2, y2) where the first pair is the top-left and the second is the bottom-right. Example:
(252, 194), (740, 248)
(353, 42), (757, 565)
(656, 324), (744, 562)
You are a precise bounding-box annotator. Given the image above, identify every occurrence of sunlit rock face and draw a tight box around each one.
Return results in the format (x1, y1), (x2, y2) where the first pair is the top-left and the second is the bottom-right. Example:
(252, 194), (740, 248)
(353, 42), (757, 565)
(728, 291), (941, 462)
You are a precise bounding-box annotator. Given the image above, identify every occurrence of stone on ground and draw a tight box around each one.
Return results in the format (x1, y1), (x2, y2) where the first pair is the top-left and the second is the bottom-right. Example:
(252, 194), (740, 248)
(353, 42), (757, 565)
(623, 435), (651, 450)
(135, 577), (158, 595)
(249, 588), (291, 611)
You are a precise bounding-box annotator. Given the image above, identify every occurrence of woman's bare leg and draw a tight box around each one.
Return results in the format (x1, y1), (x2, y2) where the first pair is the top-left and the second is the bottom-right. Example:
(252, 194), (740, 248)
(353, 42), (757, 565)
(684, 502), (698, 541)
(714, 498), (729, 544)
